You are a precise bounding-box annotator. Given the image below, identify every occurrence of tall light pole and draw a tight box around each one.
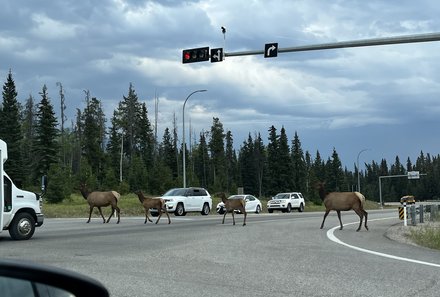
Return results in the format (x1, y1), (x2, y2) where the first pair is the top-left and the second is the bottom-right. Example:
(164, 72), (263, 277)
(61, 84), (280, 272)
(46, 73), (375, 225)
(357, 148), (370, 192)
(120, 131), (124, 183)
(182, 89), (207, 188)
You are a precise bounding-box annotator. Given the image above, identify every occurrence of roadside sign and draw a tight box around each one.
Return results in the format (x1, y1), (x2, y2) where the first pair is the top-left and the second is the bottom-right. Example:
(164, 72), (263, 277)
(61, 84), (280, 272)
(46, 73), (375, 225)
(407, 171), (420, 179)
(264, 43), (278, 58)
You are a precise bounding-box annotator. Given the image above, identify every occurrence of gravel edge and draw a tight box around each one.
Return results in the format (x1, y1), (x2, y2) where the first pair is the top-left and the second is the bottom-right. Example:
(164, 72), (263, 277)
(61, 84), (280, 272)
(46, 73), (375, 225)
(385, 221), (440, 248)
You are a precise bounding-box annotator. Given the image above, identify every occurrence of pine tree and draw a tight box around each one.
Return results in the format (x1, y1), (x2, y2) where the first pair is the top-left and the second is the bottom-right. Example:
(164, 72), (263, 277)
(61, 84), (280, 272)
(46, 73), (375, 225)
(209, 117), (226, 192)
(127, 154), (148, 192)
(253, 133), (266, 197)
(172, 113), (180, 181)
(137, 103), (155, 170)
(390, 156), (406, 198)
(82, 95), (106, 181)
(291, 131), (306, 192)
(325, 148), (344, 191)
(46, 163), (71, 203)
(277, 127), (292, 190)
(304, 150), (319, 202)
(106, 111), (123, 182)
(0, 70), (23, 182)
(71, 108), (83, 175)
(364, 160), (380, 202)
(313, 150), (325, 182)
(193, 132), (210, 189)
(266, 125), (279, 195)
(32, 85), (59, 180)
(239, 134), (257, 194)
(225, 130), (238, 193)
(116, 83), (142, 160)
(161, 127), (178, 180)
(152, 130), (176, 193)
(21, 94), (37, 185)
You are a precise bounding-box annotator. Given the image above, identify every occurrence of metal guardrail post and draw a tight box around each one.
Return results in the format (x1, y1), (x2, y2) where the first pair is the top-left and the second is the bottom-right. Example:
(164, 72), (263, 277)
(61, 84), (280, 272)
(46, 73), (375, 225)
(431, 205), (439, 221)
(419, 205), (424, 224)
(410, 205), (417, 226)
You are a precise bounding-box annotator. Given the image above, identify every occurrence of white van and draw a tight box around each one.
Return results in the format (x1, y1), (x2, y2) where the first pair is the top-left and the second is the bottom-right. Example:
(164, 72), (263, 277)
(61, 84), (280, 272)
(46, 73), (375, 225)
(1, 139), (46, 240)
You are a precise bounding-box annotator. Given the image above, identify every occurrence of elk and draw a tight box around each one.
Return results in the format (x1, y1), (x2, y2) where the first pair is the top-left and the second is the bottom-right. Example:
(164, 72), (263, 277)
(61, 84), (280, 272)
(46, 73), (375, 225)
(79, 184), (121, 224)
(317, 182), (368, 232)
(135, 191), (171, 224)
(218, 192), (247, 226)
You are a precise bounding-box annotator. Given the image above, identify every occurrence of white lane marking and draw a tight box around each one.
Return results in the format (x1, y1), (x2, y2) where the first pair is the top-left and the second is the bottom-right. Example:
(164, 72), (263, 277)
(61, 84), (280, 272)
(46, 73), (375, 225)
(327, 217), (440, 268)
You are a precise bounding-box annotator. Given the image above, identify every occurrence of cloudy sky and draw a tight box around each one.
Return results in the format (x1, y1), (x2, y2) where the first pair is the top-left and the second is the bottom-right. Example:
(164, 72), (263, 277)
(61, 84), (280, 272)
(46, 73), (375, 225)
(2, 0), (440, 170)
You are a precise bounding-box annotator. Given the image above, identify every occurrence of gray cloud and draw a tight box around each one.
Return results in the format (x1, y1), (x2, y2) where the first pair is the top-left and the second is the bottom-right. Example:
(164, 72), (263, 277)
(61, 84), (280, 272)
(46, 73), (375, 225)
(1, 0), (440, 168)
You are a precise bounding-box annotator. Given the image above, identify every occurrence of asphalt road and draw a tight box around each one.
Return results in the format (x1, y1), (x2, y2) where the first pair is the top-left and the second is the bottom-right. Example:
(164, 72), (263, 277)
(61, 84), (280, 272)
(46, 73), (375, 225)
(1, 210), (439, 297)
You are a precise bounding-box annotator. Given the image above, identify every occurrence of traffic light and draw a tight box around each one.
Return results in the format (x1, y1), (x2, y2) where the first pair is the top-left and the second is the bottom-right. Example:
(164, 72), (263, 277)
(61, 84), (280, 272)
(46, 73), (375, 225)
(182, 47), (210, 64)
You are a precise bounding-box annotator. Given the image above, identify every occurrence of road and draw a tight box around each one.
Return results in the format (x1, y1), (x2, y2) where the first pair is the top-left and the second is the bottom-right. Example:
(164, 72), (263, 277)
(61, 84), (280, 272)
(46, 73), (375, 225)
(1, 210), (439, 297)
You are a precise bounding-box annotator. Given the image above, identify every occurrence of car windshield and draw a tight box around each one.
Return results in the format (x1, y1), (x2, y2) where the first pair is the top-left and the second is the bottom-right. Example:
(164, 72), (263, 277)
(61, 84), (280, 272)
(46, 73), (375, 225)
(163, 188), (187, 196)
(274, 194), (289, 199)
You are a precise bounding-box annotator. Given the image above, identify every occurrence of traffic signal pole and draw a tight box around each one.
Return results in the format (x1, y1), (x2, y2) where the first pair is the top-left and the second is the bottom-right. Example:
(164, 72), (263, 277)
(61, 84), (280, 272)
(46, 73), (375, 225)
(224, 32), (440, 58)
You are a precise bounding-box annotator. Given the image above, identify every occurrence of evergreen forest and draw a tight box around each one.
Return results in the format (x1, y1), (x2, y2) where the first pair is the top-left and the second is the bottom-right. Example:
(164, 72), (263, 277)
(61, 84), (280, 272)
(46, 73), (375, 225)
(2, 71), (440, 204)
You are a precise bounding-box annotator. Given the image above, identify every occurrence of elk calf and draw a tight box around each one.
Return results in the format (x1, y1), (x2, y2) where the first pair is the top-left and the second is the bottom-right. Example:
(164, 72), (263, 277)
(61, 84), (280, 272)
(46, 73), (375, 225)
(218, 193), (247, 226)
(135, 191), (171, 224)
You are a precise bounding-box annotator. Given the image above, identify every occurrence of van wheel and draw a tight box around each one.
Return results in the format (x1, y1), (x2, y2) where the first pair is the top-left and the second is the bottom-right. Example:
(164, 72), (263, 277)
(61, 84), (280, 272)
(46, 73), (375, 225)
(286, 204), (292, 213)
(298, 203), (304, 212)
(9, 212), (35, 240)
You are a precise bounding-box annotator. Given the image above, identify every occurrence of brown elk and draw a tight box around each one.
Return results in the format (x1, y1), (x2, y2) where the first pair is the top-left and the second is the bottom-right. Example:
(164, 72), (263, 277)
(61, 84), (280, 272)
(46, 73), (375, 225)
(135, 191), (171, 224)
(218, 192), (247, 226)
(317, 182), (368, 231)
(79, 184), (121, 224)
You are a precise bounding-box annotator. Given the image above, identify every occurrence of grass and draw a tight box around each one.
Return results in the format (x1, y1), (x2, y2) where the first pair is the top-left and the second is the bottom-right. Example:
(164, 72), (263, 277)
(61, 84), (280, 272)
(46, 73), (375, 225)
(43, 193), (146, 219)
(408, 219), (440, 250)
(43, 193), (382, 218)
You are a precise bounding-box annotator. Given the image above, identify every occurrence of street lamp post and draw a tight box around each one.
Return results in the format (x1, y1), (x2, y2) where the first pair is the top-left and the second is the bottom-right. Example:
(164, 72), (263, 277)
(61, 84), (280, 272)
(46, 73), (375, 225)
(182, 89), (207, 188)
(120, 131), (124, 183)
(356, 149), (370, 193)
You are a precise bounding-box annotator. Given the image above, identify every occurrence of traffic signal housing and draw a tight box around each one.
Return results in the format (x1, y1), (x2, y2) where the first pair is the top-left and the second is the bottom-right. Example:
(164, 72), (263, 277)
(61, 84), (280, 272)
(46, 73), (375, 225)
(182, 47), (210, 64)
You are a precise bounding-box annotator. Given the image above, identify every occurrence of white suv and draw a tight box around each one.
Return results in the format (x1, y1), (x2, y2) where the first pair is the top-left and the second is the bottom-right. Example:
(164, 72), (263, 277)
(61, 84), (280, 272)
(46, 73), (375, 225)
(267, 192), (305, 213)
(157, 187), (212, 216)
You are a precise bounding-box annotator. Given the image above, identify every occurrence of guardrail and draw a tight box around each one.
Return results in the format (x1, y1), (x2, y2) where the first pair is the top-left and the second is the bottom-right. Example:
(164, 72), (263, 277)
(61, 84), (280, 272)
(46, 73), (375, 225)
(398, 204), (440, 226)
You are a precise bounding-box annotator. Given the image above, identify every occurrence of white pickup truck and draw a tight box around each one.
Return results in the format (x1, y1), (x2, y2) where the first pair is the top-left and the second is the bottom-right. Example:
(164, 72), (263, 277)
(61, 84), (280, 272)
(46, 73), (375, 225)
(267, 192), (305, 213)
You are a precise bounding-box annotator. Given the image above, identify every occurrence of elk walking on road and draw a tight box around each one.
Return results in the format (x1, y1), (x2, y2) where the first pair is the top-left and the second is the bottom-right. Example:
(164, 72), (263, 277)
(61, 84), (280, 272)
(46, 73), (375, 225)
(317, 182), (368, 231)
(79, 184), (121, 224)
